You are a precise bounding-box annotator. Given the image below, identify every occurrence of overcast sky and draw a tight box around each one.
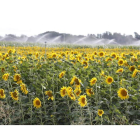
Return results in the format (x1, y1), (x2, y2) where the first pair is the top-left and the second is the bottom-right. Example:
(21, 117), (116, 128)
(0, 0), (140, 37)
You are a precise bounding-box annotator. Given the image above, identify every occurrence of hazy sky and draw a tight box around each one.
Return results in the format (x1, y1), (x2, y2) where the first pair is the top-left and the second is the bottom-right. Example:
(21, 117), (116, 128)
(0, 0), (140, 36)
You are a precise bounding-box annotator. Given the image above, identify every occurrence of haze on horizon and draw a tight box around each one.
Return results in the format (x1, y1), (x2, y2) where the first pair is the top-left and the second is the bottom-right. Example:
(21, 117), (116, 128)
(0, 0), (140, 37)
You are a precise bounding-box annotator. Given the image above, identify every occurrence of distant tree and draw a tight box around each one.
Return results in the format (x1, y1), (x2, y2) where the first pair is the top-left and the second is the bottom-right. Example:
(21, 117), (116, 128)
(134, 32), (140, 40)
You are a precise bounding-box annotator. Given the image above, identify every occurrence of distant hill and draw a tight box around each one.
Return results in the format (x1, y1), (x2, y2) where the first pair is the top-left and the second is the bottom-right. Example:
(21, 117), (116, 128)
(0, 31), (140, 45)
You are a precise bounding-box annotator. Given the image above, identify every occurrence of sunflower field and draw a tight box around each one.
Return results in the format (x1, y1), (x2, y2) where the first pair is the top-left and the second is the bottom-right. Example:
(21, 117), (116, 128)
(0, 44), (140, 125)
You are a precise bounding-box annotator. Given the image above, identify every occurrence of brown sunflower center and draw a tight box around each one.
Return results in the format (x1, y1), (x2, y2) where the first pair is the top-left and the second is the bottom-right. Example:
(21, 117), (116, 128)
(0, 91), (4, 96)
(75, 78), (80, 85)
(76, 91), (80, 96)
(47, 92), (53, 97)
(130, 66), (135, 72)
(62, 89), (66, 95)
(108, 78), (113, 83)
(99, 111), (102, 114)
(16, 75), (20, 81)
(100, 53), (103, 56)
(13, 92), (18, 98)
(36, 100), (41, 105)
(89, 89), (93, 95)
(121, 89), (127, 96)
(119, 60), (123, 64)
(81, 97), (85, 104)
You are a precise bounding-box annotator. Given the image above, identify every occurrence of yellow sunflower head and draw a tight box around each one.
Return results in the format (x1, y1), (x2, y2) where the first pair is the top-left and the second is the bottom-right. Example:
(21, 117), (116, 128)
(118, 59), (124, 66)
(99, 51), (105, 57)
(78, 95), (87, 107)
(33, 97), (41, 108)
(2, 73), (10, 81)
(14, 74), (21, 82)
(10, 89), (19, 101)
(86, 88), (94, 97)
(0, 89), (6, 99)
(45, 90), (54, 100)
(98, 109), (104, 117)
(90, 77), (97, 86)
(132, 69), (139, 78)
(117, 88), (129, 100)
(82, 61), (88, 68)
(106, 76), (114, 84)
(59, 71), (66, 79)
(116, 68), (123, 73)
(70, 76), (81, 87)
(129, 66), (135, 72)
(67, 87), (75, 100)
(20, 83), (28, 95)
(60, 86), (67, 97)
(111, 53), (117, 58)
(74, 87), (81, 97)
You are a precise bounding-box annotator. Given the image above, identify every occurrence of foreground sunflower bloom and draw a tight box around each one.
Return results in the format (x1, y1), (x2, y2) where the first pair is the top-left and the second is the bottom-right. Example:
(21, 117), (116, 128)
(10, 89), (19, 101)
(67, 87), (75, 100)
(116, 68), (123, 73)
(132, 69), (139, 78)
(60, 86), (67, 97)
(90, 77), (97, 86)
(20, 83), (28, 94)
(98, 109), (104, 117)
(118, 88), (129, 100)
(70, 76), (81, 87)
(78, 95), (87, 107)
(129, 66), (135, 72)
(45, 90), (54, 100)
(106, 76), (114, 84)
(59, 71), (66, 78)
(118, 59), (124, 66)
(2, 73), (10, 81)
(0, 89), (6, 99)
(86, 88), (94, 97)
(74, 87), (81, 97)
(33, 97), (41, 108)
(14, 74), (22, 84)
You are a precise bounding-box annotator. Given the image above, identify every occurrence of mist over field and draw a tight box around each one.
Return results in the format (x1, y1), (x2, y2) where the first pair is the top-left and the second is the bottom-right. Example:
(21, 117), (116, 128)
(1, 31), (140, 46)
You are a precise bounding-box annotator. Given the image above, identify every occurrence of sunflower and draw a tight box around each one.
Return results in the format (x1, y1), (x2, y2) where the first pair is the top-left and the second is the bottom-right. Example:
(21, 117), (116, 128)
(0, 89), (6, 99)
(132, 69), (139, 78)
(94, 51), (97, 55)
(52, 53), (57, 58)
(10, 89), (19, 101)
(98, 109), (104, 117)
(116, 68), (123, 73)
(82, 61), (88, 68)
(33, 97), (41, 108)
(118, 88), (129, 100)
(74, 87), (81, 97)
(86, 88), (94, 97)
(129, 66), (135, 72)
(45, 90), (54, 100)
(70, 76), (81, 87)
(99, 51), (105, 57)
(118, 59), (124, 66)
(78, 95), (87, 107)
(67, 87), (75, 100)
(105, 57), (112, 62)
(111, 53), (117, 58)
(106, 76), (114, 84)
(14, 74), (22, 84)
(59, 71), (66, 79)
(60, 86), (67, 97)
(90, 77), (97, 86)
(20, 83), (28, 95)
(2, 73), (9, 81)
